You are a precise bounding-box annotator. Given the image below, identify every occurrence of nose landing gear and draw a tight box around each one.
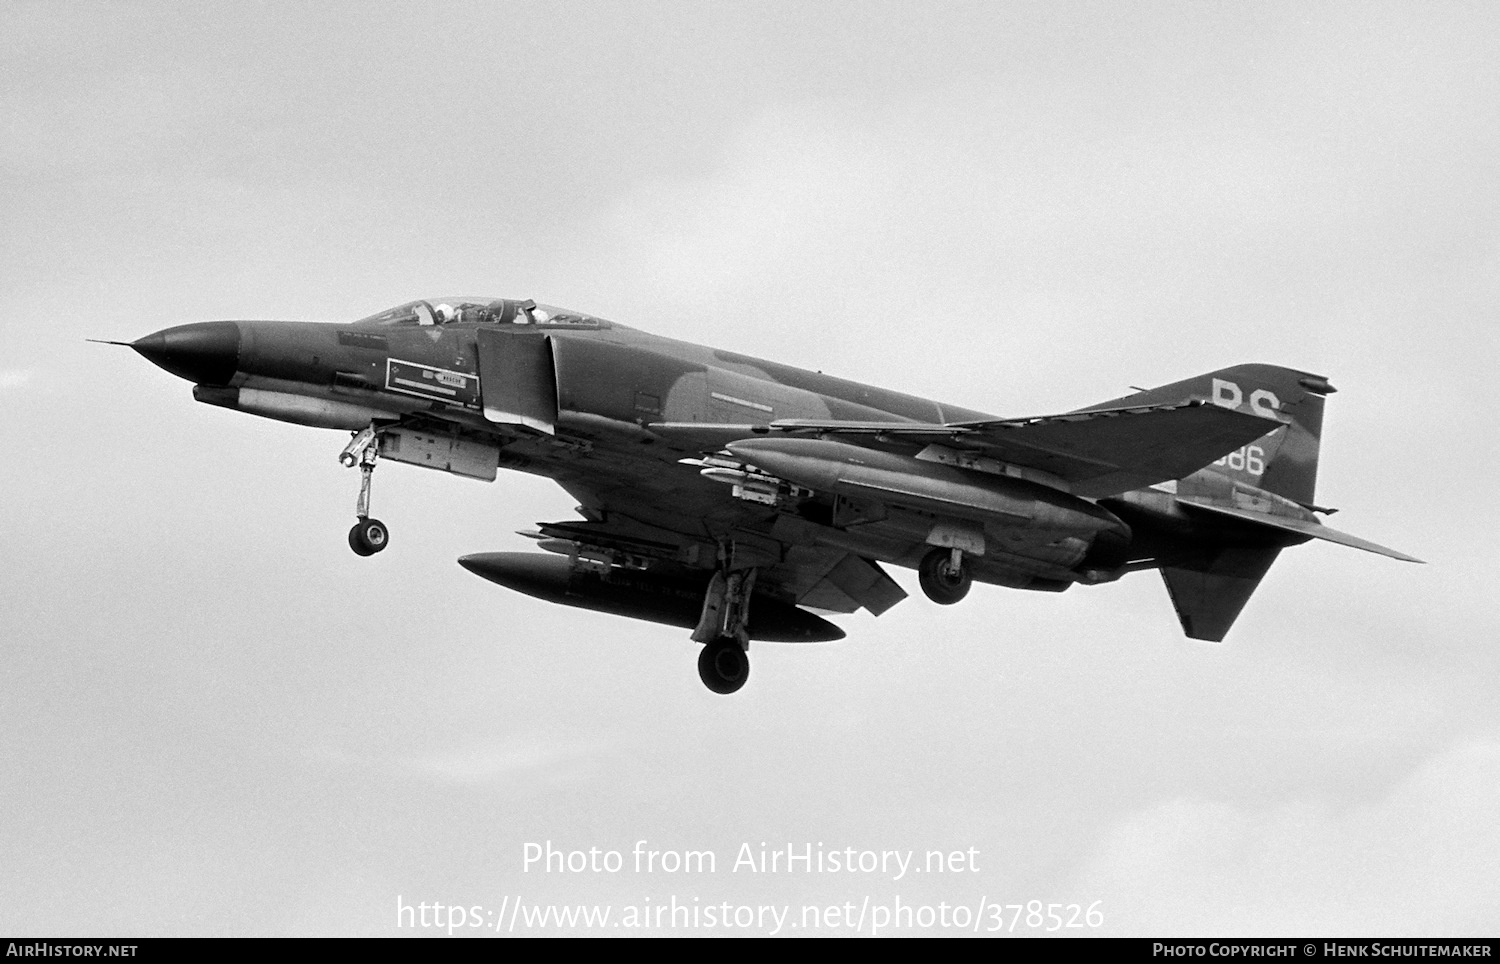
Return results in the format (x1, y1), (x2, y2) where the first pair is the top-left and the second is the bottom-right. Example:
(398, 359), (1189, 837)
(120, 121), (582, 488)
(348, 517), (389, 556)
(340, 425), (389, 556)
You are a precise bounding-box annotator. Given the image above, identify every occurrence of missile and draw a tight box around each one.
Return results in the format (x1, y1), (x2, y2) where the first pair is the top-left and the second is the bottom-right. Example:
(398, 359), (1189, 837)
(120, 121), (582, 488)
(457, 552), (845, 643)
(725, 437), (1123, 536)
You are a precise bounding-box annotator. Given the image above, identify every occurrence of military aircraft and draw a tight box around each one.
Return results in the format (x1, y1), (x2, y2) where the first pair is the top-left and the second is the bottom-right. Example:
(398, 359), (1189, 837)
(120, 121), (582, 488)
(106, 296), (1420, 693)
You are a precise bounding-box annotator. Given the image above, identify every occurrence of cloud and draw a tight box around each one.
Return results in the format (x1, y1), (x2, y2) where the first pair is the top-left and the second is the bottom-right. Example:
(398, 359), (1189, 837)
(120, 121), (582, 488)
(307, 738), (602, 787)
(581, 49), (1495, 393)
(0, 370), (32, 389)
(1073, 740), (1500, 935)
(409, 739), (601, 786)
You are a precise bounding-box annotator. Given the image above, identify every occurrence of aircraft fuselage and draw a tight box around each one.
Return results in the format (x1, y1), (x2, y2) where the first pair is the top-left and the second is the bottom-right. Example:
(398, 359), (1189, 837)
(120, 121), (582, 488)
(118, 296), (1416, 693)
(141, 308), (1126, 591)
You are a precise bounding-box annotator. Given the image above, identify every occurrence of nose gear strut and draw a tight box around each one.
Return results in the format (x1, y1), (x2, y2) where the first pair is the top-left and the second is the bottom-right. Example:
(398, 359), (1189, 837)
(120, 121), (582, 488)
(340, 424), (390, 556)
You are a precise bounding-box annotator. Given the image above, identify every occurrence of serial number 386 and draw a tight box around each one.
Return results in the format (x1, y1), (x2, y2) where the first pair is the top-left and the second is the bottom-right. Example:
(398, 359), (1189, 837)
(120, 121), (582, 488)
(1214, 445), (1267, 475)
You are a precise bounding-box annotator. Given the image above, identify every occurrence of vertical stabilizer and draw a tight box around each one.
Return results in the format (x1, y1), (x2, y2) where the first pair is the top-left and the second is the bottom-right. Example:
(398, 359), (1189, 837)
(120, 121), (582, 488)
(1087, 364), (1341, 639)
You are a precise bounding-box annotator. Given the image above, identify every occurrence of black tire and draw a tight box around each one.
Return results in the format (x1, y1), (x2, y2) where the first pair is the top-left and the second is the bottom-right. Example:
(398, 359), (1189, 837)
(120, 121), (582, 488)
(349, 518), (389, 556)
(697, 638), (749, 695)
(919, 547), (971, 605)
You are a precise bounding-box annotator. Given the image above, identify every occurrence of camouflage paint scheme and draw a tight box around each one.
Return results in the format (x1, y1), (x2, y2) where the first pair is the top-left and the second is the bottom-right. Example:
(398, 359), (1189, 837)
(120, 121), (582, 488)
(123, 296), (1420, 688)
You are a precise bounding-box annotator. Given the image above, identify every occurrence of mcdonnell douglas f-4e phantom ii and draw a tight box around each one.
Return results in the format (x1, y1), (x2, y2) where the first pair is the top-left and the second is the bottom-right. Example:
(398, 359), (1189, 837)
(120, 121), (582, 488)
(109, 296), (1420, 693)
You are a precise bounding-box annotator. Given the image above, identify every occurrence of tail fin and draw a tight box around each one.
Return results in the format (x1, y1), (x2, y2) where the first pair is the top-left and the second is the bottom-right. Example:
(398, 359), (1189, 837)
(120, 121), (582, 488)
(1097, 364), (1418, 640)
(1090, 363), (1333, 506)
(1093, 365), (1338, 641)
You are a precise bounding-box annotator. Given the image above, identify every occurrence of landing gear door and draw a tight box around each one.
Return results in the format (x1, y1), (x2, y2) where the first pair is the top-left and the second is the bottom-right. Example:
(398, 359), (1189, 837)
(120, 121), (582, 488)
(476, 328), (558, 434)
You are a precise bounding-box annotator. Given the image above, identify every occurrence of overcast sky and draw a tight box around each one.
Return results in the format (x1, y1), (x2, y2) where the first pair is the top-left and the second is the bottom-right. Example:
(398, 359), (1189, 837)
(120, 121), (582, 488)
(3, 0), (1497, 937)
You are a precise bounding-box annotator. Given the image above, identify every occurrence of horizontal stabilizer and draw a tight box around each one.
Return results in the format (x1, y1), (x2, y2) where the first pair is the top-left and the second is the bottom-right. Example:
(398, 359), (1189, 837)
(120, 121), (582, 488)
(1178, 500), (1423, 563)
(772, 401), (1281, 498)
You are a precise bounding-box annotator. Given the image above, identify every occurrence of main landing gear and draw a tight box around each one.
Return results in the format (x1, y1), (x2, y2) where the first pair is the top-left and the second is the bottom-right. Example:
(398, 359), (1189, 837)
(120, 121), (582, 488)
(698, 639), (749, 696)
(340, 425), (389, 556)
(693, 568), (757, 694)
(919, 547), (971, 605)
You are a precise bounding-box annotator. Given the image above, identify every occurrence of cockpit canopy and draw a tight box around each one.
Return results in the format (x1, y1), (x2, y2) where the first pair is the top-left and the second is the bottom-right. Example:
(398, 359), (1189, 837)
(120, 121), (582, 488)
(353, 297), (608, 329)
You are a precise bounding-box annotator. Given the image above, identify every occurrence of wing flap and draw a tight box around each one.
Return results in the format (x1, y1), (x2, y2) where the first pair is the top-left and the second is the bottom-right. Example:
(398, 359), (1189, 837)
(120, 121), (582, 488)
(754, 548), (908, 616)
(820, 555), (907, 616)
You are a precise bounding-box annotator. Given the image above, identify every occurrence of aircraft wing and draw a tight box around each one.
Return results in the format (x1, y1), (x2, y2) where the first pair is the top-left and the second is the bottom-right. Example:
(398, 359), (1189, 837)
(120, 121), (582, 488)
(535, 482), (908, 620)
(770, 400), (1282, 498)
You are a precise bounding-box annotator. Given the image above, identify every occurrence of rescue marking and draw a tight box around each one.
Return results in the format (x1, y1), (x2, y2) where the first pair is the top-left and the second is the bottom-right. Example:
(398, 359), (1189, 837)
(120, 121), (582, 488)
(386, 359), (480, 408)
(393, 377), (457, 397)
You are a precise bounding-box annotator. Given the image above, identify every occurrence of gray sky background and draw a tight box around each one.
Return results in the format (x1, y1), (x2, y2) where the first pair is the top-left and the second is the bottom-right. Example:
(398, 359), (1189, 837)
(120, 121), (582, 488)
(3, 0), (1497, 937)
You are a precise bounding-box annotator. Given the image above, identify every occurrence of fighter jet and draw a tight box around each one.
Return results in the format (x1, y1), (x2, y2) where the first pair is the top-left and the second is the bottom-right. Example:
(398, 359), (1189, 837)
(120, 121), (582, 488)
(108, 296), (1420, 693)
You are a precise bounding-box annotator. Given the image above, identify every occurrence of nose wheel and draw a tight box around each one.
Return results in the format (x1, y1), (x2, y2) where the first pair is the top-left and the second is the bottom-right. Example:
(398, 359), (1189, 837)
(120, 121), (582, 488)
(340, 424), (390, 556)
(348, 518), (389, 556)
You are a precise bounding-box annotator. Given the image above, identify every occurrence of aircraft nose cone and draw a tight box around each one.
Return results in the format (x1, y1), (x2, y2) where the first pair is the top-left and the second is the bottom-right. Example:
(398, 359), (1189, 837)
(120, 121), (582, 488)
(132, 321), (241, 385)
